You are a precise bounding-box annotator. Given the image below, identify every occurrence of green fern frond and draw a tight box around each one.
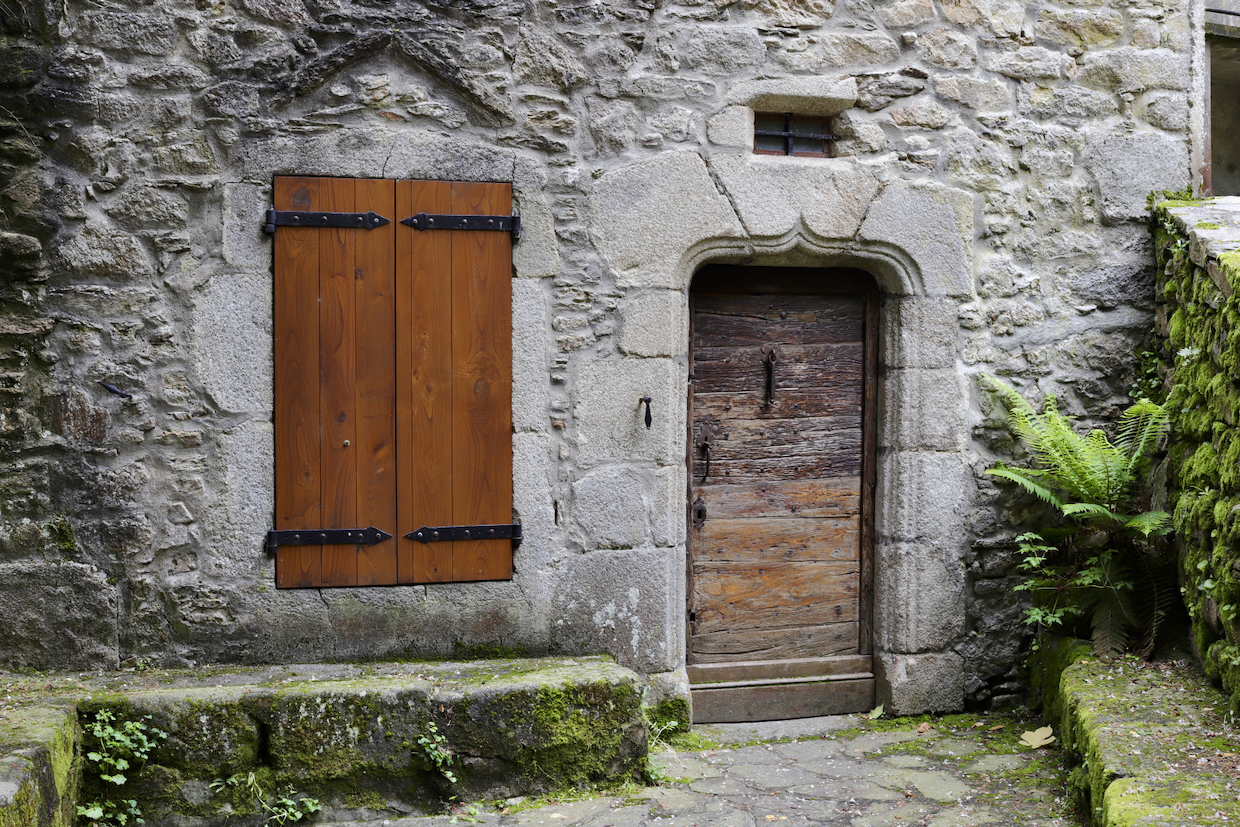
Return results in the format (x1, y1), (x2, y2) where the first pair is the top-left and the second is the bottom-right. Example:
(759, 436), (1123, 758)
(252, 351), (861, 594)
(1124, 511), (1172, 538)
(1062, 502), (1121, 523)
(985, 466), (1066, 511)
(1091, 593), (1129, 660)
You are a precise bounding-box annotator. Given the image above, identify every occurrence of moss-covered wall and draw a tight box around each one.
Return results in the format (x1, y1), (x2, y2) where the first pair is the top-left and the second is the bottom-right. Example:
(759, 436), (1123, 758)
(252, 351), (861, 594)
(1152, 198), (1240, 712)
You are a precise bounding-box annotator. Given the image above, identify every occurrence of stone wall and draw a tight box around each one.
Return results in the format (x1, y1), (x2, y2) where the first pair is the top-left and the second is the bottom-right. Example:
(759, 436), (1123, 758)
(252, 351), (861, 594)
(1153, 196), (1240, 713)
(0, 0), (1199, 712)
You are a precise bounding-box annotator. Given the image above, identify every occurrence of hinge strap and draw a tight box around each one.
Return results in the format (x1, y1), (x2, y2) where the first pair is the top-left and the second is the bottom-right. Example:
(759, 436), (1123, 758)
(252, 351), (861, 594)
(264, 210), (392, 234)
(405, 523), (522, 547)
(400, 212), (521, 241)
(266, 526), (393, 553)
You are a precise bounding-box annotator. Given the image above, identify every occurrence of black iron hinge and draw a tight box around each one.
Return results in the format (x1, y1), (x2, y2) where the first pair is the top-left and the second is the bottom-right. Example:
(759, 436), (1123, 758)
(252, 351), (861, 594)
(401, 212), (521, 242)
(265, 526), (393, 553)
(404, 523), (522, 547)
(263, 210), (392, 234)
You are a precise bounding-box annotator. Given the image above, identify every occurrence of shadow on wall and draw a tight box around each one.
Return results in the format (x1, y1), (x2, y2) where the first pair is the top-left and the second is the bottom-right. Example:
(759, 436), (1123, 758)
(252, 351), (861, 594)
(1209, 21), (1240, 195)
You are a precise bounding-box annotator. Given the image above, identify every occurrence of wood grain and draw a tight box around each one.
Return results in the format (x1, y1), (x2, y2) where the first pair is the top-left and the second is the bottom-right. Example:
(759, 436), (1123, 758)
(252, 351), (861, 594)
(355, 178), (397, 586)
(695, 451), (862, 483)
(697, 478), (860, 519)
(694, 415), (862, 459)
(690, 677), (874, 722)
(690, 622), (860, 661)
(693, 517), (860, 562)
(693, 389), (861, 421)
(692, 560), (859, 633)
(449, 181), (513, 582)
(694, 294), (866, 346)
(318, 177), (358, 587)
(688, 654), (873, 683)
(692, 343), (864, 393)
(401, 179), (455, 583)
(274, 176), (322, 589)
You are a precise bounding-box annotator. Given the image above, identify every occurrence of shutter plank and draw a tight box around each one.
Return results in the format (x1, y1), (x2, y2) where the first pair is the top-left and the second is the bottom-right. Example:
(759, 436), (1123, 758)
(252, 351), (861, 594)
(450, 181), (513, 582)
(318, 177), (359, 587)
(355, 178), (398, 585)
(274, 177), (322, 588)
(401, 180), (456, 583)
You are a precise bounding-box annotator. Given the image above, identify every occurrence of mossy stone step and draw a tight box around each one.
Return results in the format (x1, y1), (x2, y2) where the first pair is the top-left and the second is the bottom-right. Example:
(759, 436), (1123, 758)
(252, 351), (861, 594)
(2, 657), (648, 826)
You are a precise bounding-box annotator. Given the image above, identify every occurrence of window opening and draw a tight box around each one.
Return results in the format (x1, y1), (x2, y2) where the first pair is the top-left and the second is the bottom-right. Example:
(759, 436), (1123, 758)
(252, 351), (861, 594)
(753, 112), (834, 158)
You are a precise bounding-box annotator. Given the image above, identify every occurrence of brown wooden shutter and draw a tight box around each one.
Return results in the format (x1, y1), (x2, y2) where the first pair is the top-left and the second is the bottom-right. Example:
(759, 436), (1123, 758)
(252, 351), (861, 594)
(272, 177), (513, 587)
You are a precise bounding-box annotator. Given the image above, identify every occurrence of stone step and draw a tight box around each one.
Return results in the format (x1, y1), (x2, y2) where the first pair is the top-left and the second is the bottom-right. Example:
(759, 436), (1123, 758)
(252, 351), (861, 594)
(2, 656), (648, 826)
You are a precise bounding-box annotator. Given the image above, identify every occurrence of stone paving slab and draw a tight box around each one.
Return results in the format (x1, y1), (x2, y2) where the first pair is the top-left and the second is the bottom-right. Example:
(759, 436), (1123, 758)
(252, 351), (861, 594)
(331, 714), (1080, 827)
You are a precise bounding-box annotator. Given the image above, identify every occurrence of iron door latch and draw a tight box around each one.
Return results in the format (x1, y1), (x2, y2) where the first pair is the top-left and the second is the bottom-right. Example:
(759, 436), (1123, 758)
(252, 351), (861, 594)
(405, 523), (523, 547)
(264, 210), (392, 234)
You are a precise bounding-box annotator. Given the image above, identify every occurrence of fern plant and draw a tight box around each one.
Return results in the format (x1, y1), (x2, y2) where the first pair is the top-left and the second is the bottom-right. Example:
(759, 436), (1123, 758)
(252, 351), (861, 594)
(983, 376), (1174, 658)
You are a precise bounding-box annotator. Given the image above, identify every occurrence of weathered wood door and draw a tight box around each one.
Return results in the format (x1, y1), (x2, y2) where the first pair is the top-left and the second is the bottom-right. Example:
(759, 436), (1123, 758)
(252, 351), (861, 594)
(687, 266), (877, 723)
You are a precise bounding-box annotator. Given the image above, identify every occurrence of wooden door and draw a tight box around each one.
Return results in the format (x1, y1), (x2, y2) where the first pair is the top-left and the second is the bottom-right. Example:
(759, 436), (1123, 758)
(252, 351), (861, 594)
(687, 266), (877, 722)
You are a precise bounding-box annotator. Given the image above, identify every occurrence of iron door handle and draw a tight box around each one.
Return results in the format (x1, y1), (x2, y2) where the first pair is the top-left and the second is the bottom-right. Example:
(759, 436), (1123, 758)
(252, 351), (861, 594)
(697, 422), (714, 483)
(762, 344), (780, 405)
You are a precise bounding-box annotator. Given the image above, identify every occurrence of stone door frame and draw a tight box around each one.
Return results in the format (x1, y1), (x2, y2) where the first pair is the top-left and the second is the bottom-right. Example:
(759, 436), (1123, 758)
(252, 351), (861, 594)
(591, 149), (975, 713)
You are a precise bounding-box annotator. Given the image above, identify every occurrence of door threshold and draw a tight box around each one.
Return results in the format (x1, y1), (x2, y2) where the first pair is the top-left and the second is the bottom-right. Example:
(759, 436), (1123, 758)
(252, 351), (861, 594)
(691, 674), (875, 723)
(688, 654), (872, 685)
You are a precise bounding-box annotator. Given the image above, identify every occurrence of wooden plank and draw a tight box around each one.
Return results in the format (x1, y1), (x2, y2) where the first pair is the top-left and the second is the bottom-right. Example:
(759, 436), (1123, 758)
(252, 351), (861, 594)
(694, 415), (862, 460)
(688, 655), (873, 684)
(691, 623), (860, 662)
(692, 560), (859, 633)
(690, 677), (874, 723)
(450, 180), (513, 582)
(317, 177), (359, 588)
(273, 176), (322, 589)
(693, 389), (862, 421)
(859, 291), (879, 655)
(693, 517), (859, 562)
(355, 178), (397, 586)
(695, 451), (862, 484)
(694, 294), (866, 347)
(401, 180), (455, 583)
(698, 478), (860, 519)
(692, 343), (864, 393)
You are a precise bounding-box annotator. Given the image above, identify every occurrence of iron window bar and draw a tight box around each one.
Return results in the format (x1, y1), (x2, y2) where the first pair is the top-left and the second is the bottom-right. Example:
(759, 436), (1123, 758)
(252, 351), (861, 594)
(1206, 6), (1240, 15)
(753, 112), (835, 158)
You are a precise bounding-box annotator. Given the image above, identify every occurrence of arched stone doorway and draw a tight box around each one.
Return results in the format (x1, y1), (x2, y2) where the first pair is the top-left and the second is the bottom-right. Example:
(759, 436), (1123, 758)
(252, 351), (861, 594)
(686, 264), (880, 722)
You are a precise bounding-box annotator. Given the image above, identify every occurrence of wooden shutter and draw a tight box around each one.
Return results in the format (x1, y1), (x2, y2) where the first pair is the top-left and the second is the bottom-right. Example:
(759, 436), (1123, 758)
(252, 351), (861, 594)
(272, 177), (513, 587)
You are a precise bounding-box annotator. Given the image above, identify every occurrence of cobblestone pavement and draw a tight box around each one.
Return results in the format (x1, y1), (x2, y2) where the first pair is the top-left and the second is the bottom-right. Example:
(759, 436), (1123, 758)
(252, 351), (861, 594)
(337, 714), (1081, 827)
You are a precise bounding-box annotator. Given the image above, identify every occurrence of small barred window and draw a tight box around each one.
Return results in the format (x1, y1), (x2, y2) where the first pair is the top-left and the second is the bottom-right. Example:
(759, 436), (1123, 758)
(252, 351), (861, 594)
(753, 113), (833, 158)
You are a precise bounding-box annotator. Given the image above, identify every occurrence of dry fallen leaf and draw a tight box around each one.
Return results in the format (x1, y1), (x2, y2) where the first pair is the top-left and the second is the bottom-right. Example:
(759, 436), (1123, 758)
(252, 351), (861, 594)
(989, 725), (1004, 731)
(868, 704), (885, 720)
(917, 722), (932, 733)
(973, 722), (985, 728)
(1020, 726), (1056, 749)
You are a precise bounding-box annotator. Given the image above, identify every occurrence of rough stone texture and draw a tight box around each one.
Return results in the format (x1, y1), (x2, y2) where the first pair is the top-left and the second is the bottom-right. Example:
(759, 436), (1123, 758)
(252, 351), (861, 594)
(1032, 639), (1240, 827)
(3, 658), (645, 826)
(0, 0), (1200, 718)
(876, 652), (966, 715)
(1154, 199), (1240, 715)
(1086, 131), (1191, 221)
(0, 702), (79, 827)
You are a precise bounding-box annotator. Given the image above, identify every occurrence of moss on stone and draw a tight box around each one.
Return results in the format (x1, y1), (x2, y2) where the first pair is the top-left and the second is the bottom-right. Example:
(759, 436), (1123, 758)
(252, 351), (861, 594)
(645, 696), (691, 737)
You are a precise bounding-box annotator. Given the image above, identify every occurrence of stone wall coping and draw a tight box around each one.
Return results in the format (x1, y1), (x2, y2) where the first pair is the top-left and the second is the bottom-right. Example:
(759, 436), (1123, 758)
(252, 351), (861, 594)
(1031, 638), (1240, 827)
(1160, 196), (1240, 267)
